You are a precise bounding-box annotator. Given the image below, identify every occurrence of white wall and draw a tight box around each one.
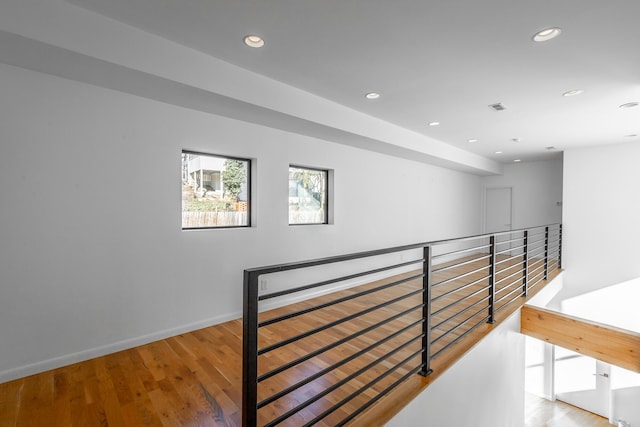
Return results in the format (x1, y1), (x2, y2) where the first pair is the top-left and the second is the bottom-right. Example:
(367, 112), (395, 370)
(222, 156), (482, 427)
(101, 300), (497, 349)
(480, 158), (563, 230)
(558, 277), (640, 426)
(388, 312), (526, 427)
(561, 142), (640, 299)
(0, 63), (483, 382)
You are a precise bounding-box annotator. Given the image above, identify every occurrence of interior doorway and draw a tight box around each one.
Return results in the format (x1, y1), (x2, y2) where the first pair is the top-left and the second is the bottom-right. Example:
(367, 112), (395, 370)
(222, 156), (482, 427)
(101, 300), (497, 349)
(555, 348), (611, 419)
(484, 187), (512, 233)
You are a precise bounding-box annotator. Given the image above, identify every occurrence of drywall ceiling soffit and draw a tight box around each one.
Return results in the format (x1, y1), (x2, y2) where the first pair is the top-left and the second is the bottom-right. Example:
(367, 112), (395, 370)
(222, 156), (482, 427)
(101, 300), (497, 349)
(64, 0), (640, 162)
(0, 29), (500, 175)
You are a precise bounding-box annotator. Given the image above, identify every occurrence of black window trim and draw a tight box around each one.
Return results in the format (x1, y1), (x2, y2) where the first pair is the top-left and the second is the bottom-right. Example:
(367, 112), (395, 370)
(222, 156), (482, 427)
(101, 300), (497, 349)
(288, 164), (329, 226)
(182, 149), (252, 230)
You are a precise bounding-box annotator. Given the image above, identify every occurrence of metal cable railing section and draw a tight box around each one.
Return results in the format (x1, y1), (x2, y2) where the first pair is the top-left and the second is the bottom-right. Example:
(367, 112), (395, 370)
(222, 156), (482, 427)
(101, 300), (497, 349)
(243, 223), (562, 426)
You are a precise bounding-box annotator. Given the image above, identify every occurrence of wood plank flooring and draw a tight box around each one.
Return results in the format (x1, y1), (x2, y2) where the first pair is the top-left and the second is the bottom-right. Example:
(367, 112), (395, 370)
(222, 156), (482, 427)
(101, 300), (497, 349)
(0, 253), (560, 427)
(525, 393), (613, 427)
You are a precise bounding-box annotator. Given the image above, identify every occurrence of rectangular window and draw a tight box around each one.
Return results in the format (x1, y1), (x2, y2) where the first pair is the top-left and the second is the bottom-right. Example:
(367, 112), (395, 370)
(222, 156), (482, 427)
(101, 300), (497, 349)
(289, 165), (328, 225)
(182, 150), (250, 229)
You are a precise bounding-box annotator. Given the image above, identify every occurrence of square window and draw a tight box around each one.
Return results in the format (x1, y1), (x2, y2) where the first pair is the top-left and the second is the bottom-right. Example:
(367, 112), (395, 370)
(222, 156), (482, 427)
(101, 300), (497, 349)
(182, 150), (250, 229)
(289, 165), (328, 225)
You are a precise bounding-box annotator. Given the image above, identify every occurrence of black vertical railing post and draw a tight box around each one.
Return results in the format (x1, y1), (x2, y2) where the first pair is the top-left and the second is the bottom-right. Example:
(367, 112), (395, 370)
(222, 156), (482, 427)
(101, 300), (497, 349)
(420, 245), (433, 376)
(558, 224), (563, 269)
(544, 226), (549, 280)
(487, 235), (496, 324)
(522, 230), (529, 297)
(242, 270), (260, 427)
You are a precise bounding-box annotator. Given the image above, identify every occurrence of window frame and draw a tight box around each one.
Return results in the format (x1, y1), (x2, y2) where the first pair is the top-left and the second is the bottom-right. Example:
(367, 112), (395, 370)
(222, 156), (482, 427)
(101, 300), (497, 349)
(288, 164), (330, 226)
(182, 149), (251, 230)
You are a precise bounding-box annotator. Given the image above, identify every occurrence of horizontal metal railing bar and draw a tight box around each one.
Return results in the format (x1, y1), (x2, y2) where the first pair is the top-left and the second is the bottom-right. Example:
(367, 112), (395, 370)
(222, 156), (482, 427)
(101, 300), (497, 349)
(432, 285), (491, 318)
(495, 289), (526, 313)
(527, 244), (545, 255)
(527, 254), (545, 266)
(496, 276), (525, 296)
(259, 259), (424, 301)
(528, 270), (545, 285)
(246, 244), (429, 277)
(494, 235), (525, 246)
(527, 257), (545, 269)
(431, 274), (490, 303)
(495, 253), (524, 266)
(431, 293), (491, 331)
(496, 245), (524, 255)
(495, 262), (524, 283)
(258, 287), (424, 356)
(495, 267), (525, 286)
(244, 223), (563, 426)
(264, 333), (424, 427)
(432, 244), (492, 260)
(302, 350), (424, 427)
(432, 264), (490, 288)
(495, 243), (526, 256)
(442, 225), (550, 241)
(495, 261), (524, 277)
(336, 364), (425, 427)
(527, 240), (546, 251)
(257, 303), (424, 380)
(245, 224), (561, 276)
(528, 263), (545, 278)
(528, 275), (545, 290)
(257, 318), (424, 409)
(432, 254), (491, 274)
(431, 313), (491, 359)
(495, 284), (525, 306)
(431, 303), (490, 345)
(527, 257), (545, 268)
(258, 272), (424, 327)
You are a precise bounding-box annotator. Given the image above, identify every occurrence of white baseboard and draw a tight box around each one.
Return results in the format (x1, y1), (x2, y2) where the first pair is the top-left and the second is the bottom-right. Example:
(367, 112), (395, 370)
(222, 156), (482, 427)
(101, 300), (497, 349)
(1, 265), (416, 384)
(0, 311), (241, 384)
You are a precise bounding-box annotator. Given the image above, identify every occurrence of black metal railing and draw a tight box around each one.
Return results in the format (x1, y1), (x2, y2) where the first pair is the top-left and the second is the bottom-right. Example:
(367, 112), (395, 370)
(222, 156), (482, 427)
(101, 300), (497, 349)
(243, 223), (562, 426)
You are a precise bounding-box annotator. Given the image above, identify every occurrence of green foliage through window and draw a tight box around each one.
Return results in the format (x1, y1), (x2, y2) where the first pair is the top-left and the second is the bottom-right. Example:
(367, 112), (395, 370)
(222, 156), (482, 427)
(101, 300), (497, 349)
(182, 151), (250, 229)
(289, 166), (328, 225)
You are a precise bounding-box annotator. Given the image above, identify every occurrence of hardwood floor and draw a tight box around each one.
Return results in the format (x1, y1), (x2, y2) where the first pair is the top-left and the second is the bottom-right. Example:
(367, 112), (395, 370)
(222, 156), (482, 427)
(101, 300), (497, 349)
(0, 253), (559, 427)
(525, 393), (613, 427)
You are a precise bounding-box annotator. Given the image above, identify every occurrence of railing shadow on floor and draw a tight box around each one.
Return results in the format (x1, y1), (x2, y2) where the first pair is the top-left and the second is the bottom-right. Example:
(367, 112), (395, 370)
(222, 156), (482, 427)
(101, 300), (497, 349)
(242, 224), (562, 427)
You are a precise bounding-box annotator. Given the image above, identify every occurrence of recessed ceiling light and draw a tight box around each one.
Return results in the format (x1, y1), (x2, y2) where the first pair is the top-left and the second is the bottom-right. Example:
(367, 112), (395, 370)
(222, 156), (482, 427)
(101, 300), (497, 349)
(468, 139), (478, 143)
(545, 146), (556, 150)
(563, 90), (584, 97)
(495, 151), (503, 154)
(512, 138), (521, 142)
(624, 134), (638, 138)
(243, 35), (265, 48)
(365, 92), (380, 100)
(428, 121), (440, 126)
(513, 159), (522, 163)
(533, 27), (562, 42)
(619, 102), (639, 108)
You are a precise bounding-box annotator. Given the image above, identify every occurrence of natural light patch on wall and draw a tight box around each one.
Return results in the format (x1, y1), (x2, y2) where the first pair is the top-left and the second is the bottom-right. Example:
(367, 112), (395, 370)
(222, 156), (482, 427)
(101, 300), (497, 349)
(561, 277), (640, 333)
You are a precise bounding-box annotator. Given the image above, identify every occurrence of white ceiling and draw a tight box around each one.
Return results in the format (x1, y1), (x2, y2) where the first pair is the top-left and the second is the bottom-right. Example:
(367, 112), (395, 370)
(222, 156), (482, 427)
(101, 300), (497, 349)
(65, 0), (640, 162)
